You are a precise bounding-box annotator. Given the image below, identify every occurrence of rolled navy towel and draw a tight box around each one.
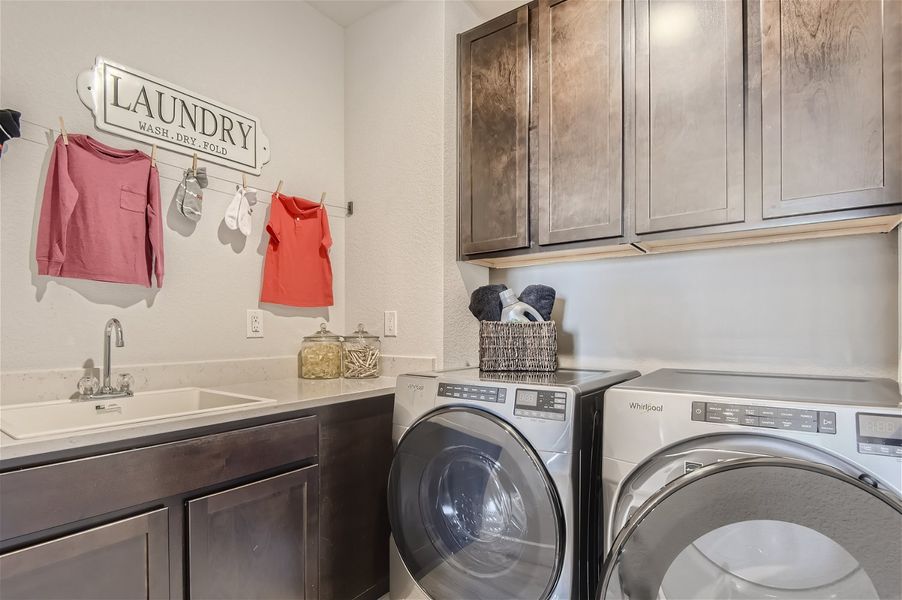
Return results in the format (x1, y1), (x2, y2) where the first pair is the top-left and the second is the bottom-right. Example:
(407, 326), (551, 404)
(519, 284), (556, 321)
(469, 284), (508, 321)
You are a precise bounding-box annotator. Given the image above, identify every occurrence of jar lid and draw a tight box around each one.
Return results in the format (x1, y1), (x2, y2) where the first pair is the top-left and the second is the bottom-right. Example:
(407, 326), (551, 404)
(304, 322), (341, 341)
(345, 323), (379, 340)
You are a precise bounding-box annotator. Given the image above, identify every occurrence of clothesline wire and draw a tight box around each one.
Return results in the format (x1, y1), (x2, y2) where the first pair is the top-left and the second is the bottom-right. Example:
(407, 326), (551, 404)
(15, 118), (349, 216)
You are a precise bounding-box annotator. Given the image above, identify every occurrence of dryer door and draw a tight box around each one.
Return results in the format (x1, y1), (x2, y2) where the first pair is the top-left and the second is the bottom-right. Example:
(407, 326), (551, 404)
(388, 406), (564, 600)
(598, 457), (902, 600)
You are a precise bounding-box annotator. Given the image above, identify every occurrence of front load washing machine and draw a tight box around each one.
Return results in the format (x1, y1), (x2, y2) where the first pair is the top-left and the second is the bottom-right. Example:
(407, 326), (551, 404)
(389, 367), (639, 600)
(598, 369), (902, 600)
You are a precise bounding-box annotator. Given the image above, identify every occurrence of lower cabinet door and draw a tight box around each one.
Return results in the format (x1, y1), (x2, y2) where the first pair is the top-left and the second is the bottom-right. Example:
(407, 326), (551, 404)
(0, 508), (170, 600)
(187, 466), (319, 600)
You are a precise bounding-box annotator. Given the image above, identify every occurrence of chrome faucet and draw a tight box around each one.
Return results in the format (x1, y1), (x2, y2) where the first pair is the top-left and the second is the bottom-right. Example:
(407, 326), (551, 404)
(102, 318), (125, 394)
(76, 318), (134, 400)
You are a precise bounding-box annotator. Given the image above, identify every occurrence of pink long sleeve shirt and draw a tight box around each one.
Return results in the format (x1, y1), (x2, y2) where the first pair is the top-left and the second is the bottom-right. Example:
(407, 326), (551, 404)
(36, 135), (164, 287)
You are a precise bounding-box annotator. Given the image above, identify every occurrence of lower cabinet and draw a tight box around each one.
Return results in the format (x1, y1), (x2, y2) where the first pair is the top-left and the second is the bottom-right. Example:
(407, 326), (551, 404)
(187, 467), (319, 600)
(0, 397), (394, 600)
(0, 509), (170, 600)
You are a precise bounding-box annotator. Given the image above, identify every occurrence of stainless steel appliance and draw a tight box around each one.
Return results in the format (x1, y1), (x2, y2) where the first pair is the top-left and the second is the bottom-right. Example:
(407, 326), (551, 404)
(389, 367), (639, 600)
(599, 369), (902, 599)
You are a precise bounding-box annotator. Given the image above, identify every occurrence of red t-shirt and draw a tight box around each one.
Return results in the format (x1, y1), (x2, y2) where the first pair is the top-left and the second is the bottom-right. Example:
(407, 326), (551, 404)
(260, 193), (333, 307)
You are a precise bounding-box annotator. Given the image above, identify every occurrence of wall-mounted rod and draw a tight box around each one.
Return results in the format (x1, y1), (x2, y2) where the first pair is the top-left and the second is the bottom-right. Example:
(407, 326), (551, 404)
(17, 119), (353, 216)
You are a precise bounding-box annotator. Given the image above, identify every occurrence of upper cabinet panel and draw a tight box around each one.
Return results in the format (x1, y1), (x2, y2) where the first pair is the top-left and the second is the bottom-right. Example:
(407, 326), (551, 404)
(634, 0), (746, 234)
(459, 8), (530, 255)
(761, 0), (901, 218)
(536, 0), (623, 245)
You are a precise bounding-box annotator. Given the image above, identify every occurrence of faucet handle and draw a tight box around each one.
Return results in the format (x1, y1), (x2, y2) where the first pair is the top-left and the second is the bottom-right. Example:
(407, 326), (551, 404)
(77, 375), (99, 397)
(116, 373), (135, 394)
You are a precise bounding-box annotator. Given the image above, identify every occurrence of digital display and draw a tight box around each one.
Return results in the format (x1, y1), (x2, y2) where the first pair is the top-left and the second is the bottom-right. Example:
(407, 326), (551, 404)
(858, 414), (902, 441)
(513, 388), (566, 421)
(516, 390), (538, 407)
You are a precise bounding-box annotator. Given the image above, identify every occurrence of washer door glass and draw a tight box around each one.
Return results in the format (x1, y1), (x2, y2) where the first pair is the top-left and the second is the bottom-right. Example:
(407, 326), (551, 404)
(389, 407), (563, 600)
(599, 458), (902, 600)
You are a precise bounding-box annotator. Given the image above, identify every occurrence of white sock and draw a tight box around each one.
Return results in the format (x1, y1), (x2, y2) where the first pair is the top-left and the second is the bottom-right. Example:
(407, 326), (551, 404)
(225, 185), (257, 236)
(238, 188), (257, 236)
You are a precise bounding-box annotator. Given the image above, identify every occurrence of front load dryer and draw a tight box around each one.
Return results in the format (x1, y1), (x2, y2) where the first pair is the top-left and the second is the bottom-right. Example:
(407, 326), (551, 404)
(389, 367), (639, 600)
(598, 369), (902, 600)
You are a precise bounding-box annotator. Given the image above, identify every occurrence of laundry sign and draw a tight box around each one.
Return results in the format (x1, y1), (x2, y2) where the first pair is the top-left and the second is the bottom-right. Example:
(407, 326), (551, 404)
(77, 57), (270, 174)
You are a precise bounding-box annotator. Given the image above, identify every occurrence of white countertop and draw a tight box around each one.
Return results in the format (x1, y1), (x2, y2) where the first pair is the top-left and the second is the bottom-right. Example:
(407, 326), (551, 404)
(0, 376), (396, 467)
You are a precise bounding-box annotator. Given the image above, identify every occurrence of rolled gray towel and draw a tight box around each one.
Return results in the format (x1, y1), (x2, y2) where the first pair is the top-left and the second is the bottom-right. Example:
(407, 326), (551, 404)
(519, 284), (556, 321)
(469, 284), (508, 321)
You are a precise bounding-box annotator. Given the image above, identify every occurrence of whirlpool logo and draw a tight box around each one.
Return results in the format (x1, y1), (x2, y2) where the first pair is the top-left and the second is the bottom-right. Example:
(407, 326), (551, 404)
(629, 402), (663, 412)
(406, 383), (425, 392)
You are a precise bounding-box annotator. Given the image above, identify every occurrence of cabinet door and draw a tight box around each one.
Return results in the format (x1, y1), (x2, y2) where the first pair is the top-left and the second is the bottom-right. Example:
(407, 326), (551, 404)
(0, 509), (169, 600)
(634, 0), (746, 234)
(761, 0), (901, 218)
(459, 7), (530, 255)
(536, 0), (623, 245)
(187, 467), (318, 600)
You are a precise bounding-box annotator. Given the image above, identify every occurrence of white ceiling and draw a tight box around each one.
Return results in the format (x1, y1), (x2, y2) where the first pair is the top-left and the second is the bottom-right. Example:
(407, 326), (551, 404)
(308, 0), (530, 28)
(308, 1), (396, 27)
(466, 0), (529, 22)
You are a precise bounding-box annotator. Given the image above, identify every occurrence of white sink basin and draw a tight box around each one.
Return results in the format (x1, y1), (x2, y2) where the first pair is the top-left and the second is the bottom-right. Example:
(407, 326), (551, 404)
(0, 388), (276, 440)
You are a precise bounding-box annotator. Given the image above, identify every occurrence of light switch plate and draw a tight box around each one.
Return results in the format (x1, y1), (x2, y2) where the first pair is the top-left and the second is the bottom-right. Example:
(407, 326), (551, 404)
(246, 309), (264, 338)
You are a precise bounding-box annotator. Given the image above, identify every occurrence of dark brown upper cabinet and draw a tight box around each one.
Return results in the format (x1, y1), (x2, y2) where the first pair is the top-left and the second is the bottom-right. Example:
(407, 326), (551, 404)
(459, 6), (530, 254)
(633, 0), (745, 234)
(536, 0), (624, 244)
(457, 0), (901, 266)
(760, 0), (901, 218)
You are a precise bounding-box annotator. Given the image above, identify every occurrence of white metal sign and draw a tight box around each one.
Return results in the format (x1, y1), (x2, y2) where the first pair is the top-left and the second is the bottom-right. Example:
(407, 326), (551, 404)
(77, 57), (270, 174)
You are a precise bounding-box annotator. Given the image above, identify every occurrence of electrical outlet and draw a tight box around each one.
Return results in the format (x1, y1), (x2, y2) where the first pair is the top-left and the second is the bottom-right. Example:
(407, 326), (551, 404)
(246, 310), (264, 338)
(384, 311), (398, 337)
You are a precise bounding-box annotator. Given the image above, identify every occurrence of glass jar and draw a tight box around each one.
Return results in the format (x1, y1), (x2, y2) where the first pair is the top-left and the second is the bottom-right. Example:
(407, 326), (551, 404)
(342, 323), (381, 378)
(299, 323), (342, 379)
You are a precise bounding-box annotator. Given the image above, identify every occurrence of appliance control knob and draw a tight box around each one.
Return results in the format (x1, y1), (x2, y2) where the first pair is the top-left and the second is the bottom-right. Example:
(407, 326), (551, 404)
(858, 473), (879, 488)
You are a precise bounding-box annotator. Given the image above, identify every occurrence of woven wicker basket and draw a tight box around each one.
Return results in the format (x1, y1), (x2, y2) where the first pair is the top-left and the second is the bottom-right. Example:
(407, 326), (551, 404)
(479, 321), (558, 372)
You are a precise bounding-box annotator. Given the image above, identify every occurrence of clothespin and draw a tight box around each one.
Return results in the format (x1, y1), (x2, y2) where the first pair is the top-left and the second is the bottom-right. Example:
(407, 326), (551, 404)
(275, 180), (283, 195)
(191, 153), (198, 175)
(150, 145), (157, 168)
(58, 117), (68, 145)
(320, 192), (327, 206)
(242, 173), (248, 189)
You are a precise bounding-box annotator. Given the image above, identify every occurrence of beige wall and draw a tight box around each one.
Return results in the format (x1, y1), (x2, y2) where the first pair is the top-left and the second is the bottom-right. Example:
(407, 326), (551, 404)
(0, 1), (347, 373)
(3, 0), (896, 384)
(492, 233), (900, 378)
(344, 0), (486, 368)
(443, 1), (489, 369)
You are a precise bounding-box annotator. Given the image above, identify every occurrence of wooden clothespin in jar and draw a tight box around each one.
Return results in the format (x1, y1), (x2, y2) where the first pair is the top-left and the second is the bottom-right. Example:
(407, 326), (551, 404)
(150, 145), (157, 168)
(58, 117), (68, 145)
(319, 192), (327, 206)
(191, 153), (198, 176)
(275, 180), (283, 196)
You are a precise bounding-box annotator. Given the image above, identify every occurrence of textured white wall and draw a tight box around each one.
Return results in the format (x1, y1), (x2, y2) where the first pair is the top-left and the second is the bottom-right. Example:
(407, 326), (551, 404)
(443, 1), (489, 368)
(492, 234), (899, 378)
(0, 1), (346, 372)
(345, 0), (486, 366)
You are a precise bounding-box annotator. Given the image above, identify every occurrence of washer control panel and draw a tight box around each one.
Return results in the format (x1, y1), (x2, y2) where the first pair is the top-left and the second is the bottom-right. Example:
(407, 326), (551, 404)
(514, 388), (566, 421)
(691, 401), (836, 434)
(438, 383), (506, 403)
(856, 413), (902, 457)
